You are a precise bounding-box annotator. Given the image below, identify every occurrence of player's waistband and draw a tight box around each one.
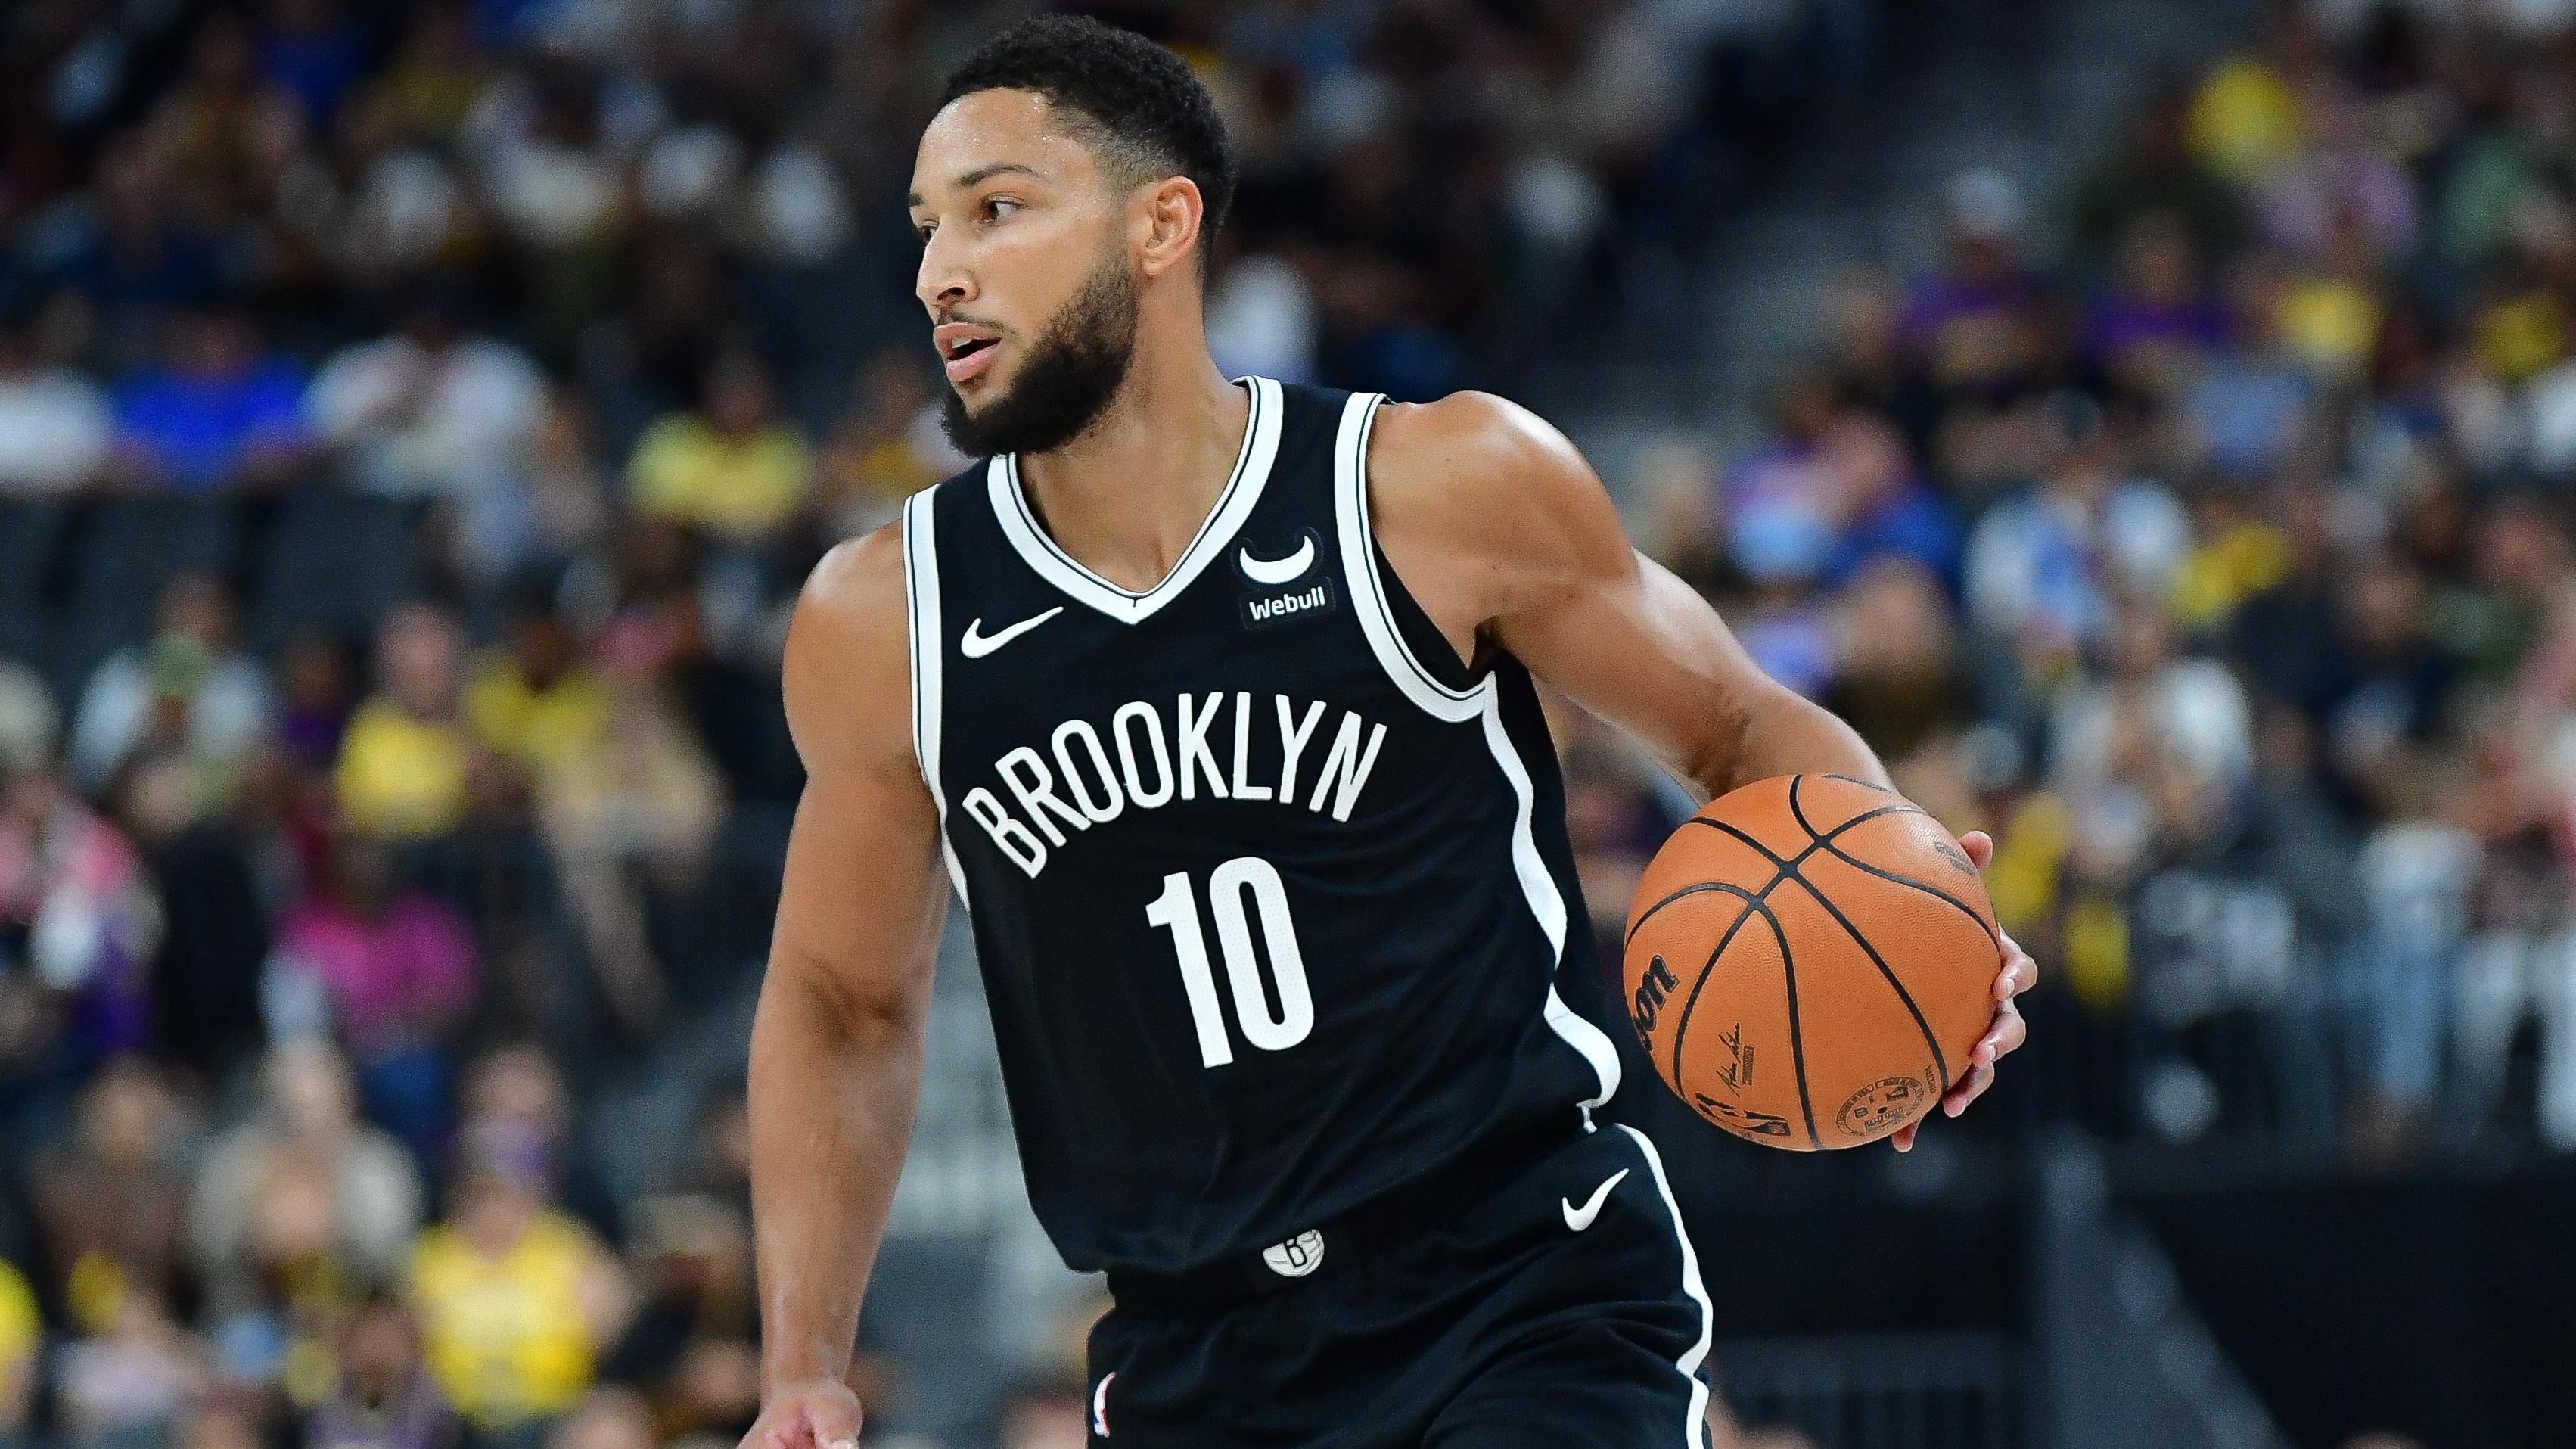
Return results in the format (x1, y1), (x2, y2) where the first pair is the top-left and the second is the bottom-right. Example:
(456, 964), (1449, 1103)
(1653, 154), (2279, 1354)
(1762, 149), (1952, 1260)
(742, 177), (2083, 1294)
(1103, 1113), (1583, 1312)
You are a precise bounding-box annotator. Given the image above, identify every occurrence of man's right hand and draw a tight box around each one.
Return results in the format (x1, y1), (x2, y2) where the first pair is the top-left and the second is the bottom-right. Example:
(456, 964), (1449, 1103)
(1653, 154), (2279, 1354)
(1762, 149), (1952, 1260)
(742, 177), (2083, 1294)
(745, 1379), (865, 1449)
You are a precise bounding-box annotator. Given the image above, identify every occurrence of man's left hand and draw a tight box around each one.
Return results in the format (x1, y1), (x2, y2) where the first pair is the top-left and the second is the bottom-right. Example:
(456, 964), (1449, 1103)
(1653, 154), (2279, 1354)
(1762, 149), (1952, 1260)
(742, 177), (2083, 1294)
(1890, 830), (2035, 1153)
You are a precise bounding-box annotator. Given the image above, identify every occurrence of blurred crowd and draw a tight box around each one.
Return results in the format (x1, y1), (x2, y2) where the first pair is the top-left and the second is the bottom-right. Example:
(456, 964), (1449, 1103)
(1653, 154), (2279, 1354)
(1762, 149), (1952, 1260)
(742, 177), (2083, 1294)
(0, 0), (1885, 1445)
(1562, 0), (2576, 1168)
(21, 0), (2574, 1442)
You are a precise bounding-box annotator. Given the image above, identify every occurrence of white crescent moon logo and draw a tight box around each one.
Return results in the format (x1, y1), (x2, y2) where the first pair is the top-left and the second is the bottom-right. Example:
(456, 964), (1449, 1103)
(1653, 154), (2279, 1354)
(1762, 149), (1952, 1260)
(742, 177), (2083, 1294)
(1092, 1371), (1115, 1436)
(1237, 536), (1316, 586)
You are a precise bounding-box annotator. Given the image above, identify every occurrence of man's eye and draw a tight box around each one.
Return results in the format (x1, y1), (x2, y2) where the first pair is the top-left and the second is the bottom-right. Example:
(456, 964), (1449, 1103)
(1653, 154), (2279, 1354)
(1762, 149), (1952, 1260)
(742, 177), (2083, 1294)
(913, 221), (934, 242)
(982, 198), (1018, 222)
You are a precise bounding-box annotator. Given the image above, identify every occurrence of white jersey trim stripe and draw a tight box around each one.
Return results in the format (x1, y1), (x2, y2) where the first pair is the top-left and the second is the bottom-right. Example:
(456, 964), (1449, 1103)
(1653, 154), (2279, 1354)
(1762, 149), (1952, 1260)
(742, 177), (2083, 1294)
(1330, 390), (1487, 723)
(900, 489), (971, 907)
(990, 376), (1283, 625)
(1616, 1124), (1715, 1447)
(1484, 688), (1620, 1111)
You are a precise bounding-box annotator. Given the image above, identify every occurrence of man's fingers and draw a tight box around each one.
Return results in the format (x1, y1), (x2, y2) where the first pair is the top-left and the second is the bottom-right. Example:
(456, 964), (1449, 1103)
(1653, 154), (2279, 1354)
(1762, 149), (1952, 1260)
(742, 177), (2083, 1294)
(1890, 1121), (1918, 1152)
(1957, 830), (1994, 871)
(1979, 1000), (2028, 1062)
(1995, 937), (2037, 998)
(1943, 1061), (1995, 1115)
(1998, 956), (2036, 999)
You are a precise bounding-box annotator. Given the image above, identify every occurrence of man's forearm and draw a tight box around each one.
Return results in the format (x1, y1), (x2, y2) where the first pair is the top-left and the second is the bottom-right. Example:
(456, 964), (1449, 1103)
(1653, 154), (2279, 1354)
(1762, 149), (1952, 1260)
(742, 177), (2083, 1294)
(748, 969), (928, 1393)
(1696, 686), (1891, 801)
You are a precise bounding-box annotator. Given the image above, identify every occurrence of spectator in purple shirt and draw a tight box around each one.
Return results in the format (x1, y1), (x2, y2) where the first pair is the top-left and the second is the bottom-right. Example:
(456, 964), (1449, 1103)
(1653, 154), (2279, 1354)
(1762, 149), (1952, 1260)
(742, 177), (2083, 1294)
(113, 304), (311, 492)
(1902, 169), (2052, 396)
(2084, 211), (2229, 397)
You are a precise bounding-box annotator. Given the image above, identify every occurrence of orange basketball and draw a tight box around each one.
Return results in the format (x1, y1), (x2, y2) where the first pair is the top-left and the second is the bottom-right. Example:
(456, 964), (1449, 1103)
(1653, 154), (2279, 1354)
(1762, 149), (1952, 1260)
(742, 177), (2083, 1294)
(1621, 774), (2000, 1150)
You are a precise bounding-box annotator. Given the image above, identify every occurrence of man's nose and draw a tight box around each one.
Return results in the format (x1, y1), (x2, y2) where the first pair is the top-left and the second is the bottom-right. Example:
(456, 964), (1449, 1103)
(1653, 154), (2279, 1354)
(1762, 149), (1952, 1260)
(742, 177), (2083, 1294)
(917, 234), (974, 313)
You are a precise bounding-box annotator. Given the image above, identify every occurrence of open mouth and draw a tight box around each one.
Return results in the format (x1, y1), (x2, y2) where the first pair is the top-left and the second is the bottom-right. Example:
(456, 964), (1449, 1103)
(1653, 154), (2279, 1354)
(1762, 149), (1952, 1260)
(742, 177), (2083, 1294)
(936, 325), (1001, 383)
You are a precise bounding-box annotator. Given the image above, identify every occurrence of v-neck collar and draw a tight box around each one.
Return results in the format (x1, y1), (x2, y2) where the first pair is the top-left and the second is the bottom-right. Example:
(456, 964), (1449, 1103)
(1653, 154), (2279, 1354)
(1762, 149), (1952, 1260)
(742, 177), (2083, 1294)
(986, 375), (1282, 625)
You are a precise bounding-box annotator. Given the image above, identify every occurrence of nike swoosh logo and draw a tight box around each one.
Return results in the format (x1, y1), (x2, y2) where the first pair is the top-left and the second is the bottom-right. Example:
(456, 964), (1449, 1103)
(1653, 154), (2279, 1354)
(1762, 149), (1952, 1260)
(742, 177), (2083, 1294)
(1562, 1168), (1629, 1232)
(959, 606), (1064, 658)
(1237, 536), (1316, 586)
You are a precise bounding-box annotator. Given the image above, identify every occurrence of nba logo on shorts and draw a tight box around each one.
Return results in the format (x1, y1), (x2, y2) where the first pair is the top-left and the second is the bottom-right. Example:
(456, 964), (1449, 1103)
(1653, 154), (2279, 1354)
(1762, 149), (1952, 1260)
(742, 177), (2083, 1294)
(1261, 1228), (1326, 1277)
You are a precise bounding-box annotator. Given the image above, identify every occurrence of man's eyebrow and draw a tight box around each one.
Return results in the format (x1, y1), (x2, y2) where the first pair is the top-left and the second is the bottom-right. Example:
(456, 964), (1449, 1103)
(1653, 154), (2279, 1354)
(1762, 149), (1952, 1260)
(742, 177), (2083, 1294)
(911, 163), (1044, 210)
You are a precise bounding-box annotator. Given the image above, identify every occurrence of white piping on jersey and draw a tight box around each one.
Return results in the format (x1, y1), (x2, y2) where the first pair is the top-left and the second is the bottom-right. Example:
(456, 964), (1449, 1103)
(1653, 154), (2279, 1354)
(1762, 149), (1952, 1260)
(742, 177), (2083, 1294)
(901, 489), (971, 906)
(1616, 1123), (1716, 1447)
(1487, 686), (1622, 1113)
(1332, 388), (1622, 1113)
(988, 375), (1285, 624)
(1330, 390), (1487, 722)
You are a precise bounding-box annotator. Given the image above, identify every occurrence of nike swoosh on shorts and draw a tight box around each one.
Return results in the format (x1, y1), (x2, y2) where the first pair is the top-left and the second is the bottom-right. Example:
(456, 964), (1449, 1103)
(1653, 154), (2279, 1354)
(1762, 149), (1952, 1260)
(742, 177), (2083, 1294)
(1562, 1168), (1630, 1231)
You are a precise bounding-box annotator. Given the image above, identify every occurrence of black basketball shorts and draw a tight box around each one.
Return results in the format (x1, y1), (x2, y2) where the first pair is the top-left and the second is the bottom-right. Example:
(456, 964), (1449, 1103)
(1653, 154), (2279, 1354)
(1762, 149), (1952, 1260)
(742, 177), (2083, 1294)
(1082, 1123), (1714, 1447)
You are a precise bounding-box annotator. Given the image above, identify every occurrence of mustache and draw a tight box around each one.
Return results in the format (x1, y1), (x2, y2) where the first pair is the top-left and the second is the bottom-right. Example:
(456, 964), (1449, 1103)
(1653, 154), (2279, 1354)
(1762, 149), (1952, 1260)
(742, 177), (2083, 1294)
(935, 311), (1017, 340)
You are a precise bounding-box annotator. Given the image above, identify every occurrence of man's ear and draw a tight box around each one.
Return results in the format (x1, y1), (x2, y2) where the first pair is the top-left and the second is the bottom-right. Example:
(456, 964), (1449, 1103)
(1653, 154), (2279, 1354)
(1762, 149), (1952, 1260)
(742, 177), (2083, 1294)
(1135, 176), (1205, 279)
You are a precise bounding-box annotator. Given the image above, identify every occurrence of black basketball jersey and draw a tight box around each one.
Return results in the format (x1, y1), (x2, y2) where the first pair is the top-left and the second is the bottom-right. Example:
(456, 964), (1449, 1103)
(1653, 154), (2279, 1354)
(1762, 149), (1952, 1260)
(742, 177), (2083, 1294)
(899, 378), (1625, 1276)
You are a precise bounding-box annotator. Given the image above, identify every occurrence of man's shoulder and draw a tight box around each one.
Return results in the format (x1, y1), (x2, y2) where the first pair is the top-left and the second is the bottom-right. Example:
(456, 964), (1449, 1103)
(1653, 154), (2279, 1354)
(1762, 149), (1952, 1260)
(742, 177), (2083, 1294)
(1369, 388), (1580, 483)
(783, 522), (921, 774)
(797, 523), (910, 640)
(1365, 390), (1594, 539)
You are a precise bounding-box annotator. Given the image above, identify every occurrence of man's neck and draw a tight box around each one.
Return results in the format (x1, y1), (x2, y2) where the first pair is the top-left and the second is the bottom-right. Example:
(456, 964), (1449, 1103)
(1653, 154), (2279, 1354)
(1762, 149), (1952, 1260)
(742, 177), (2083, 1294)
(1014, 341), (1248, 595)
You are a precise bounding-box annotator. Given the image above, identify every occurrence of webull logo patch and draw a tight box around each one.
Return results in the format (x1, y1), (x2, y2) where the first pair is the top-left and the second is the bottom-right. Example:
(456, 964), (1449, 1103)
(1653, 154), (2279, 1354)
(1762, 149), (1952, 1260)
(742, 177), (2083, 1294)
(1241, 575), (1337, 630)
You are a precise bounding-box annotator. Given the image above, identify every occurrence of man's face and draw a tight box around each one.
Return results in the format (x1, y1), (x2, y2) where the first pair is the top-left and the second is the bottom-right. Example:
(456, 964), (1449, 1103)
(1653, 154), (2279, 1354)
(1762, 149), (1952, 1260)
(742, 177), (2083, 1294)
(910, 89), (1142, 456)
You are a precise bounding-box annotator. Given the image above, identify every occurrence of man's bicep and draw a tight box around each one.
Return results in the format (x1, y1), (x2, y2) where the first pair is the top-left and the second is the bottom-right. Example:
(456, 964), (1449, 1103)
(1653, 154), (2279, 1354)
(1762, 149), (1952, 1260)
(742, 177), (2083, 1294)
(769, 524), (950, 1028)
(769, 755), (949, 1031)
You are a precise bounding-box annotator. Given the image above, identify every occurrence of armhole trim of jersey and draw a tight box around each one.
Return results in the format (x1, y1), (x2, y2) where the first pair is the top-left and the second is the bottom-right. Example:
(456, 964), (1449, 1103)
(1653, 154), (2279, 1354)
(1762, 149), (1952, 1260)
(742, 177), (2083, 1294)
(1332, 390), (1490, 724)
(900, 489), (971, 908)
(1481, 685), (1621, 1112)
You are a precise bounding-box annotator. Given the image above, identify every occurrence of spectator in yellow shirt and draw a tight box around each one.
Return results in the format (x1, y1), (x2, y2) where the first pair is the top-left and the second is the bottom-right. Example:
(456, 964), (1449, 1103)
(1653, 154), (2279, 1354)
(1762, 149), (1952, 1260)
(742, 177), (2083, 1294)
(335, 604), (473, 841)
(407, 1120), (629, 1433)
(623, 352), (812, 545)
(465, 587), (609, 780)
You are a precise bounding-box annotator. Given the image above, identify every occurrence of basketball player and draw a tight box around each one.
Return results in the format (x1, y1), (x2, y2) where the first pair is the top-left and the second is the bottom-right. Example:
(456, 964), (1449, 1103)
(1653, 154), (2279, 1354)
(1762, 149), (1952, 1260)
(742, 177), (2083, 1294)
(744, 17), (2035, 1447)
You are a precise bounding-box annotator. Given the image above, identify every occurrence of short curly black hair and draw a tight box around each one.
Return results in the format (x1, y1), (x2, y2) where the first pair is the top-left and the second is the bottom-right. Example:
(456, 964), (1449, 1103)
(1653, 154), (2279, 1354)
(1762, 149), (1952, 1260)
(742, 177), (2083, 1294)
(939, 15), (1236, 275)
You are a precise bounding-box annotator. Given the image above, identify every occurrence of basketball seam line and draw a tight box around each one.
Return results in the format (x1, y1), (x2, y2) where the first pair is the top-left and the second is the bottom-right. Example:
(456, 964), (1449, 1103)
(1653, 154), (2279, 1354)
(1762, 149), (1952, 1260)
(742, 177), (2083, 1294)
(1773, 895), (1819, 1149)
(1623, 801), (1914, 946)
(1654, 885), (1803, 1142)
(1803, 836), (1994, 937)
(1635, 799), (1911, 1150)
(1658, 884), (1767, 1099)
(1785, 779), (1954, 1101)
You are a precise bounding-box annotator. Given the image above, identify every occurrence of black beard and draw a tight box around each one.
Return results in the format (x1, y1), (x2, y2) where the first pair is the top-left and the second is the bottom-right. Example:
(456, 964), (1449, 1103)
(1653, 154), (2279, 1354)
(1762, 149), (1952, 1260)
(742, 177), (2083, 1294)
(941, 256), (1140, 458)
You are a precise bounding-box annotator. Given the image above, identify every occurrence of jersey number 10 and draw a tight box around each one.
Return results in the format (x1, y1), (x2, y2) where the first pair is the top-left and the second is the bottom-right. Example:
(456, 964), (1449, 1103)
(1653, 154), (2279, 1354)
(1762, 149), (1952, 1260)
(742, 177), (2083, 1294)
(1145, 857), (1315, 1068)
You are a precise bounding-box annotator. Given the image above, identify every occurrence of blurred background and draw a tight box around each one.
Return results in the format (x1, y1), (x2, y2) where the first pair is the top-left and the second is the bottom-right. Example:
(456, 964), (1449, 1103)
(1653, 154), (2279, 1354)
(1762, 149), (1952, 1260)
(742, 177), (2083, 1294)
(1, 0), (2573, 1446)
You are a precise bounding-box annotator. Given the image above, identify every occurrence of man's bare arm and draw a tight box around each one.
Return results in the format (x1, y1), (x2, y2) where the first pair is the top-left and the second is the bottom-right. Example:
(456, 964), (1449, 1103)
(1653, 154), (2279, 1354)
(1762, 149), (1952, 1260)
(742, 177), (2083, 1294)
(745, 527), (949, 1447)
(1370, 392), (2033, 1146)
(1369, 391), (1883, 798)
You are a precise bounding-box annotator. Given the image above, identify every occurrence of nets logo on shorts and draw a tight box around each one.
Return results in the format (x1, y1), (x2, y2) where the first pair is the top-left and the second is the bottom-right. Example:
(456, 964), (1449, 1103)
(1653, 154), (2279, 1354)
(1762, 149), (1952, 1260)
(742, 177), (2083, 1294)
(1261, 1229), (1326, 1277)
